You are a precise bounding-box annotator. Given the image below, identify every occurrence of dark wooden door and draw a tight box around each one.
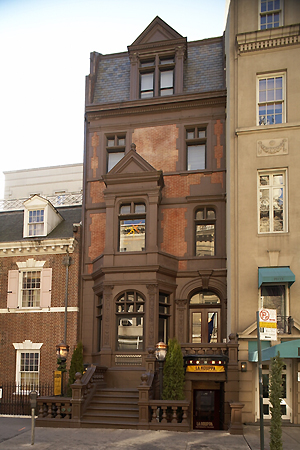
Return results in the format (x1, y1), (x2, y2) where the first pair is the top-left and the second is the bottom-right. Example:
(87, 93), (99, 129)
(193, 389), (220, 430)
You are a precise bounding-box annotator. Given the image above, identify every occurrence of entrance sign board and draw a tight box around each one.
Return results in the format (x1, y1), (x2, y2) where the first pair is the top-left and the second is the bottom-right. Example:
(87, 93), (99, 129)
(259, 308), (277, 341)
(54, 371), (62, 396)
(187, 365), (225, 373)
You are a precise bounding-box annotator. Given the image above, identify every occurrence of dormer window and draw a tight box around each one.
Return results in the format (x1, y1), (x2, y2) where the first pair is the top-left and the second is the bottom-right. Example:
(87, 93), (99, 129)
(28, 209), (44, 236)
(23, 195), (63, 238)
(139, 55), (175, 99)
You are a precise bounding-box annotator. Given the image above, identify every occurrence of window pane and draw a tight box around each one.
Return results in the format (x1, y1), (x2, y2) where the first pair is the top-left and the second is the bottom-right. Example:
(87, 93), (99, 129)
(134, 204), (145, 213)
(141, 73), (153, 91)
(260, 189), (270, 232)
(140, 59), (154, 67)
(207, 209), (216, 219)
(117, 137), (125, 146)
(120, 204), (130, 214)
(190, 291), (220, 305)
(261, 285), (285, 318)
(160, 57), (174, 65)
(260, 175), (269, 186)
(187, 144), (205, 170)
(186, 130), (195, 139)
(107, 151), (124, 172)
(22, 271), (41, 307)
(198, 130), (206, 139)
(196, 209), (204, 220)
(192, 312), (202, 343)
(117, 315), (143, 350)
(107, 138), (115, 147)
(119, 218), (145, 252)
(196, 224), (215, 256)
(160, 70), (173, 89)
(208, 312), (217, 343)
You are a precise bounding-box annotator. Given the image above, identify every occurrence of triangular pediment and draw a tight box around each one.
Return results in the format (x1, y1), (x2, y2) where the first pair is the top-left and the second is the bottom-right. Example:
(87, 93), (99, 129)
(103, 144), (164, 189)
(108, 145), (156, 175)
(131, 16), (184, 46)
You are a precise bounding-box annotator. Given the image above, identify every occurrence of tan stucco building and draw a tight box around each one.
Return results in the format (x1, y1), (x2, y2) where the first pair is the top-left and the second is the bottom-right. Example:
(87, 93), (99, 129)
(225, 0), (300, 424)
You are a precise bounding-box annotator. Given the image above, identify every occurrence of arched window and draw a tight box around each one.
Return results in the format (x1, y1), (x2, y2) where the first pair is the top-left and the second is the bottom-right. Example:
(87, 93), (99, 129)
(116, 291), (144, 351)
(195, 208), (216, 256)
(189, 290), (221, 343)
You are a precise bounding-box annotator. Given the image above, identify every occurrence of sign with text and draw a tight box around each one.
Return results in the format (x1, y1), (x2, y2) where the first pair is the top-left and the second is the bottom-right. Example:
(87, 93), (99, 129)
(54, 371), (62, 396)
(186, 365), (225, 373)
(259, 308), (277, 341)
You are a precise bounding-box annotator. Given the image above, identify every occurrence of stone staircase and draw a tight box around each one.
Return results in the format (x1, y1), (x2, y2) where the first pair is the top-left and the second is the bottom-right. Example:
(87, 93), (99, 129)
(81, 387), (139, 428)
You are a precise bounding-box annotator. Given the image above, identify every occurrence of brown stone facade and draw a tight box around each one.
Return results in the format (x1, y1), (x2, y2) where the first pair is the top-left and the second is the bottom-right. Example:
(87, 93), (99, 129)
(80, 17), (237, 430)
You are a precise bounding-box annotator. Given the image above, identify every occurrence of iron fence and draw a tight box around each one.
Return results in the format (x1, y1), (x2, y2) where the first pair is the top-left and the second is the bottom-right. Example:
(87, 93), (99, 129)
(0, 382), (53, 416)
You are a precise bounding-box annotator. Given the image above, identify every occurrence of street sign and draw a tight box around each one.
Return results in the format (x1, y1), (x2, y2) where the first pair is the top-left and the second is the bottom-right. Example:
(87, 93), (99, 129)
(259, 308), (277, 341)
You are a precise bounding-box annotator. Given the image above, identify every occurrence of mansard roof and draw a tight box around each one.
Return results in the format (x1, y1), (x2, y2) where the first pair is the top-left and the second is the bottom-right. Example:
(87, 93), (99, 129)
(0, 206), (82, 243)
(88, 17), (225, 106)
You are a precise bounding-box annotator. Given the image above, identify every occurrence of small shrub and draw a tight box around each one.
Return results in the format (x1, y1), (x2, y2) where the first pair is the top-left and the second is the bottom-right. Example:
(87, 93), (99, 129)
(269, 352), (284, 450)
(67, 341), (84, 397)
(162, 337), (185, 401)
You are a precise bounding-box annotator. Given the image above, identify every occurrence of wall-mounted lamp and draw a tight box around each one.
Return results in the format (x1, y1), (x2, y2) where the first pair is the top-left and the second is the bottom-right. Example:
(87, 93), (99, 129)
(241, 362), (247, 372)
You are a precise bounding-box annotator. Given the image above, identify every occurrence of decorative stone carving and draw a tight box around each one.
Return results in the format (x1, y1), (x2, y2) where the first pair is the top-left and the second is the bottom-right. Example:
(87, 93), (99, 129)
(257, 138), (288, 157)
(103, 285), (114, 347)
(175, 299), (188, 343)
(147, 284), (158, 347)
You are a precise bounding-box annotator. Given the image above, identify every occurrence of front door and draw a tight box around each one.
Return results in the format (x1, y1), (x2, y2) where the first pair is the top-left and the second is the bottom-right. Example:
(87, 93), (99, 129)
(193, 389), (220, 430)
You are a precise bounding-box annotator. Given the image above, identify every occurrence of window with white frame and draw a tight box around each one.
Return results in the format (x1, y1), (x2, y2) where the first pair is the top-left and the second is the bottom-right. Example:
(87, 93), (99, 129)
(259, 0), (282, 30)
(7, 259), (52, 309)
(258, 170), (287, 233)
(257, 74), (285, 126)
(28, 209), (44, 236)
(13, 340), (42, 390)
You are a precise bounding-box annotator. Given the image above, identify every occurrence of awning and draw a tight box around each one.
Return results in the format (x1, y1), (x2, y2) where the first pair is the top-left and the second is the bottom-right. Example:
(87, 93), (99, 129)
(258, 267), (295, 288)
(249, 339), (300, 362)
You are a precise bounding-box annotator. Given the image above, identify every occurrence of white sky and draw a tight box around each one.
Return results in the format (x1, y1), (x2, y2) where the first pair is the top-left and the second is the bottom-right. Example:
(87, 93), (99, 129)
(0, 0), (228, 198)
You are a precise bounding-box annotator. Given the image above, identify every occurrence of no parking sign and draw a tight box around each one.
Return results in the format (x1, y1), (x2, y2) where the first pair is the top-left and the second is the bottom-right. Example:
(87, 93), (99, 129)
(259, 308), (277, 340)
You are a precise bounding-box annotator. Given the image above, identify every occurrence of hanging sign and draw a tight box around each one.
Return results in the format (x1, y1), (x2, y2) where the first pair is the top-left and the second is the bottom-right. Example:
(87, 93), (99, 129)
(259, 308), (277, 341)
(186, 365), (225, 373)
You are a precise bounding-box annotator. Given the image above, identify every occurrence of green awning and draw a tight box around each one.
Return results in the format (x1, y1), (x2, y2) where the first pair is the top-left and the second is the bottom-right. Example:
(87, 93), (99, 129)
(258, 267), (295, 288)
(249, 339), (300, 362)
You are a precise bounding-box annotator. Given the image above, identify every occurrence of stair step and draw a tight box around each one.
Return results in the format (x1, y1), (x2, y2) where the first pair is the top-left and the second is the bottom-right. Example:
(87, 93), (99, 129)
(80, 419), (139, 429)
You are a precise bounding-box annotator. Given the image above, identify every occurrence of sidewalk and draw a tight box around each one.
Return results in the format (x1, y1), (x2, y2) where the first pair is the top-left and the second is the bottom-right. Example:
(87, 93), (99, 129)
(0, 418), (300, 450)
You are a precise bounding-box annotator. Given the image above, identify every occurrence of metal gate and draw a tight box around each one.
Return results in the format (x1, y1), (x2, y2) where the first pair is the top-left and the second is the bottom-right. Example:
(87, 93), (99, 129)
(0, 383), (53, 416)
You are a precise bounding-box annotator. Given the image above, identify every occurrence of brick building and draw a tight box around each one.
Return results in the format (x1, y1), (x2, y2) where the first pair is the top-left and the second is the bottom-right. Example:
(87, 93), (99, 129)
(0, 190), (82, 391)
(80, 17), (239, 430)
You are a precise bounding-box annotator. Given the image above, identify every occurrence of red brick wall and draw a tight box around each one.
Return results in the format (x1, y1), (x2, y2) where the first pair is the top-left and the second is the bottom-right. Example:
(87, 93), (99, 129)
(160, 208), (187, 256)
(89, 213), (106, 261)
(0, 240), (81, 385)
(90, 180), (105, 204)
(132, 125), (178, 172)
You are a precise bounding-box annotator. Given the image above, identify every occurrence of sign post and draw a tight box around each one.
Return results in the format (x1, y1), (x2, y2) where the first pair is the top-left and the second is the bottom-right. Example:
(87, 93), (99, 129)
(256, 308), (277, 450)
(29, 391), (37, 446)
(256, 311), (264, 450)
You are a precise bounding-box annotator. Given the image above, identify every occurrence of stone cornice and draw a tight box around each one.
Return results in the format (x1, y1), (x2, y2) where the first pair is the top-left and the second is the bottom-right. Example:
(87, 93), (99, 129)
(85, 90), (226, 121)
(0, 237), (77, 257)
(237, 24), (300, 54)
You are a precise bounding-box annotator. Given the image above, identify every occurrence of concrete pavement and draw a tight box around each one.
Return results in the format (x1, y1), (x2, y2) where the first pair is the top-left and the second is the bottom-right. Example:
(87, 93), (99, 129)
(0, 417), (300, 449)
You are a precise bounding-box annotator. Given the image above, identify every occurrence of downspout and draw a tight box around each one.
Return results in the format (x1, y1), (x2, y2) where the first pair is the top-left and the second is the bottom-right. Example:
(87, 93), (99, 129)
(63, 251), (72, 344)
